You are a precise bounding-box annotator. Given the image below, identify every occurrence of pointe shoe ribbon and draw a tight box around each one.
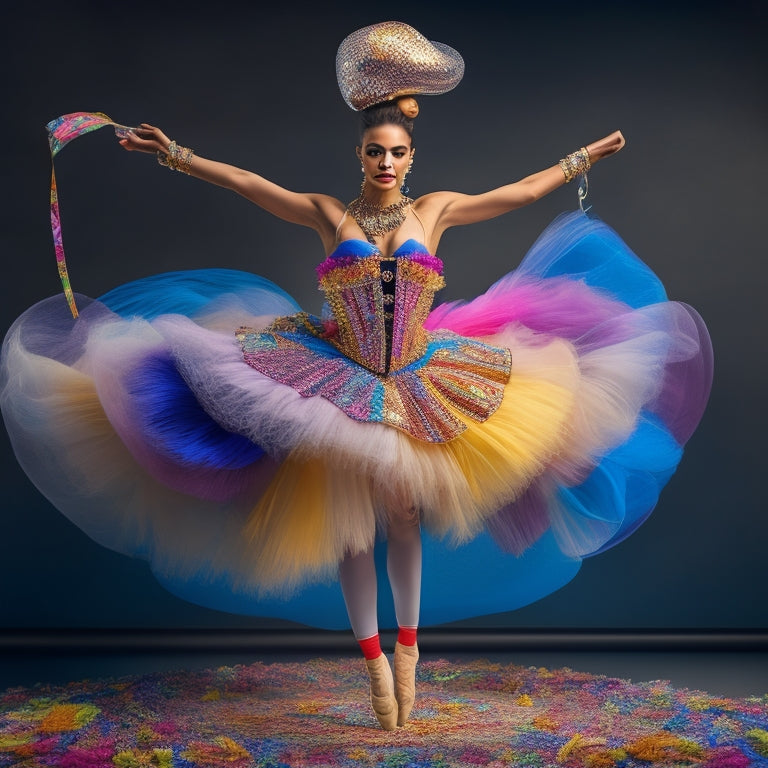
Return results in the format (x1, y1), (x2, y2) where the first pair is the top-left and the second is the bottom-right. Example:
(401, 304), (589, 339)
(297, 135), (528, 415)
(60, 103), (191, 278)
(394, 641), (419, 726)
(365, 653), (398, 730)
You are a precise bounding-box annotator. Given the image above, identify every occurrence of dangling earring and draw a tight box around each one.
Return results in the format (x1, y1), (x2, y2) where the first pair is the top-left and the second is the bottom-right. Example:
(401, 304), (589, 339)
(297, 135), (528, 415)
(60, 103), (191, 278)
(401, 158), (414, 196)
(358, 156), (367, 194)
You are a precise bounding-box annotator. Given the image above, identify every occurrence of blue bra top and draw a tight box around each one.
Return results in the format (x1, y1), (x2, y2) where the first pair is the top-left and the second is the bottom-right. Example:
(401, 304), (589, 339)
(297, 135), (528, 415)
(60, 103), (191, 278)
(327, 238), (432, 261)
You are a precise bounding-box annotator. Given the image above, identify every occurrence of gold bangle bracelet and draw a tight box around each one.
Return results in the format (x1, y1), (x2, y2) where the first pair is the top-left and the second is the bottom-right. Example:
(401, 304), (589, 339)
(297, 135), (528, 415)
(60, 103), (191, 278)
(559, 146), (591, 183)
(157, 140), (194, 174)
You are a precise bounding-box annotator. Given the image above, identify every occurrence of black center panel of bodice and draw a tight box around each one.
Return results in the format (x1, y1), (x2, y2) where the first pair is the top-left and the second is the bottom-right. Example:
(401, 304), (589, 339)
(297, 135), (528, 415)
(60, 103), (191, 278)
(380, 258), (396, 373)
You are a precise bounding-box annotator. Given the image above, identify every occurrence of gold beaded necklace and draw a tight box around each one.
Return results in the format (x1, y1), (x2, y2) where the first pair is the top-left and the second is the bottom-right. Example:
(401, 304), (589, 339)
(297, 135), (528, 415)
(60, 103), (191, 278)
(346, 194), (414, 243)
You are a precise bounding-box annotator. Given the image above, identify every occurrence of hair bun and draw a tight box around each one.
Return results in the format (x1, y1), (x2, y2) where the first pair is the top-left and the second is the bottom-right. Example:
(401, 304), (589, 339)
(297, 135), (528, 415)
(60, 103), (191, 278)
(397, 97), (419, 118)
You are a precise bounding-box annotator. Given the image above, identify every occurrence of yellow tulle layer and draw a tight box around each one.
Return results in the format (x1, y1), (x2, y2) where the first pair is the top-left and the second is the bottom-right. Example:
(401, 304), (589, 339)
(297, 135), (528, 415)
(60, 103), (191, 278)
(239, 335), (580, 592)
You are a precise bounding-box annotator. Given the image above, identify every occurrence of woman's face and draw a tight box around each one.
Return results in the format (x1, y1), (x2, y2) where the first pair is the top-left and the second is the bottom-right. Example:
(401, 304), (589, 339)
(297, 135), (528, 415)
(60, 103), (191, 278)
(357, 124), (413, 195)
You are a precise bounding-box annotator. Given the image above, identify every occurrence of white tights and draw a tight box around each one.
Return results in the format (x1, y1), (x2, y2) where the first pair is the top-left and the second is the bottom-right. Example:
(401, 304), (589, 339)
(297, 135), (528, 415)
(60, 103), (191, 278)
(338, 511), (422, 640)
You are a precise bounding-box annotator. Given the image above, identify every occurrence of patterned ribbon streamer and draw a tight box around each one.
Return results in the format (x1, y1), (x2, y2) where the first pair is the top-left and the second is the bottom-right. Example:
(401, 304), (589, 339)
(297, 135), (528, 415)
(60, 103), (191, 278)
(46, 112), (134, 318)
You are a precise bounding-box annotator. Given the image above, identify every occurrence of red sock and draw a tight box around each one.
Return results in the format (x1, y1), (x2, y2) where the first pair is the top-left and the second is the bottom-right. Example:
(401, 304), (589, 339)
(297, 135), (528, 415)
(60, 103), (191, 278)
(397, 626), (418, 646)
(358, 634), (383, 660)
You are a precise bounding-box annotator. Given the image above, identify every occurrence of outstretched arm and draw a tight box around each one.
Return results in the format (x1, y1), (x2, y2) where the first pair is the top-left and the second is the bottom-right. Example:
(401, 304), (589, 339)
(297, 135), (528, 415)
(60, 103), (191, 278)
(426, 131), (625, 234)
(119, 124), (344, 246)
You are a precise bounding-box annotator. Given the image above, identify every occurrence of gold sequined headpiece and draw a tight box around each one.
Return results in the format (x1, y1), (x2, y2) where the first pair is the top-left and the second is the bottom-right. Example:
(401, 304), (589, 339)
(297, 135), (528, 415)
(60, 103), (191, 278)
(336, 21), (465, 111)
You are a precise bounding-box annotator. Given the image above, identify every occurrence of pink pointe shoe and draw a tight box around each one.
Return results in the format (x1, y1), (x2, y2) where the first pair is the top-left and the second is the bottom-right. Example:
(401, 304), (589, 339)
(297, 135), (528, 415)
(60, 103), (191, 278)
(394, 641), (419, 726)
(365, 653), (398, 730)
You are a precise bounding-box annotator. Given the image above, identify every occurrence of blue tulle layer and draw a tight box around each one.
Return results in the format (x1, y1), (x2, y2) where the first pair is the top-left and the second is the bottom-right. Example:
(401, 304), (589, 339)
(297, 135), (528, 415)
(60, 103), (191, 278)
(100, 267), (301, 320)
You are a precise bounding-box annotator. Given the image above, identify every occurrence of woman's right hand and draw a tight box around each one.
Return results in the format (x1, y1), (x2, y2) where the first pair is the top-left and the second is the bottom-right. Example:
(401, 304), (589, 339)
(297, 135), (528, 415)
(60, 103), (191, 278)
(118, 123), (172, 155)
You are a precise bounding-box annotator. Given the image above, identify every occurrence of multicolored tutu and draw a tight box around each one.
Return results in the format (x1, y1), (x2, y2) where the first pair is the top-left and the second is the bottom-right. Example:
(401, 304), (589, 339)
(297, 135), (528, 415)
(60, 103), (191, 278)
(0, 210), (713, 628)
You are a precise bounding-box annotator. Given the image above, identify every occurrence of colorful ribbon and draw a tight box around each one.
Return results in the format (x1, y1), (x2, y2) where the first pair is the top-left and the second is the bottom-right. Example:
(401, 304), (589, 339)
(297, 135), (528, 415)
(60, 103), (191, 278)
(46, 112), (134, 318)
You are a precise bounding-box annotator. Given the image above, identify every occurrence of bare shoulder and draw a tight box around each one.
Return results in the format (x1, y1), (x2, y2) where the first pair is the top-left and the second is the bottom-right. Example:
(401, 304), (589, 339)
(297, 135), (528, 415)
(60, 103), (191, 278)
(413, 190), (463, 220)
(305, 193), (346, 228)
(414, 190), (460, 209)
(305, 193), (348, 250)
(308, 193), (346, 216)
(414, 190), (474, 235)
(412, 192), (467, 251)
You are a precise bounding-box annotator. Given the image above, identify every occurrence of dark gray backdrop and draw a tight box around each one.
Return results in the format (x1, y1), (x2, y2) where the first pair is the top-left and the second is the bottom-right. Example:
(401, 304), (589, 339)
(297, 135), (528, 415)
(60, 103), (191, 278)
(1, 0), (765, 631)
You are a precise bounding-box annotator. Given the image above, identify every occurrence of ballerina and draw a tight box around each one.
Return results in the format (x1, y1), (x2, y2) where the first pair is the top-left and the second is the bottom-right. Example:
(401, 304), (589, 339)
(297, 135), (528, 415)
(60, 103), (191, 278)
(1, 21), (712, 730)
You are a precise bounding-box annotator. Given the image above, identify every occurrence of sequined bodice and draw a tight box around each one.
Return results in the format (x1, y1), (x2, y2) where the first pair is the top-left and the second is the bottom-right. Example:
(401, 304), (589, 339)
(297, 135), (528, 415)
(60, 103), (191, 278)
(316, 239), (446, 375)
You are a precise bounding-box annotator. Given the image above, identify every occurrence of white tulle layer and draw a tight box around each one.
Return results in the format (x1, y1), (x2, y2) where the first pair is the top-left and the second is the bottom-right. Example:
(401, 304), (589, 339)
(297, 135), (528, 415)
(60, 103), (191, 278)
(0, 212), (713, 624)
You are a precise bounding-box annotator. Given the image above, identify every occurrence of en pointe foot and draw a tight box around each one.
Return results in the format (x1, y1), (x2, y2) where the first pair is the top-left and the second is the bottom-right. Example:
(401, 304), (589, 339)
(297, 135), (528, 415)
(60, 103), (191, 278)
(394, 641), (419, 726)
(365, 652), (398, 730)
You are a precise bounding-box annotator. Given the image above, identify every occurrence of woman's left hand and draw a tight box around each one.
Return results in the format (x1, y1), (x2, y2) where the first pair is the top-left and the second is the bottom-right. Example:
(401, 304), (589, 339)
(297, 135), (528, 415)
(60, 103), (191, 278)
(586, 131), (626, 163)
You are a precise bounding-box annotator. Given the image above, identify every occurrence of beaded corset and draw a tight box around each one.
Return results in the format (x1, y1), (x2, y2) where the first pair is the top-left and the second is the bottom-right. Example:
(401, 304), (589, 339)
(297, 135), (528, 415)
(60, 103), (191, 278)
(236, 239), (512, 442)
